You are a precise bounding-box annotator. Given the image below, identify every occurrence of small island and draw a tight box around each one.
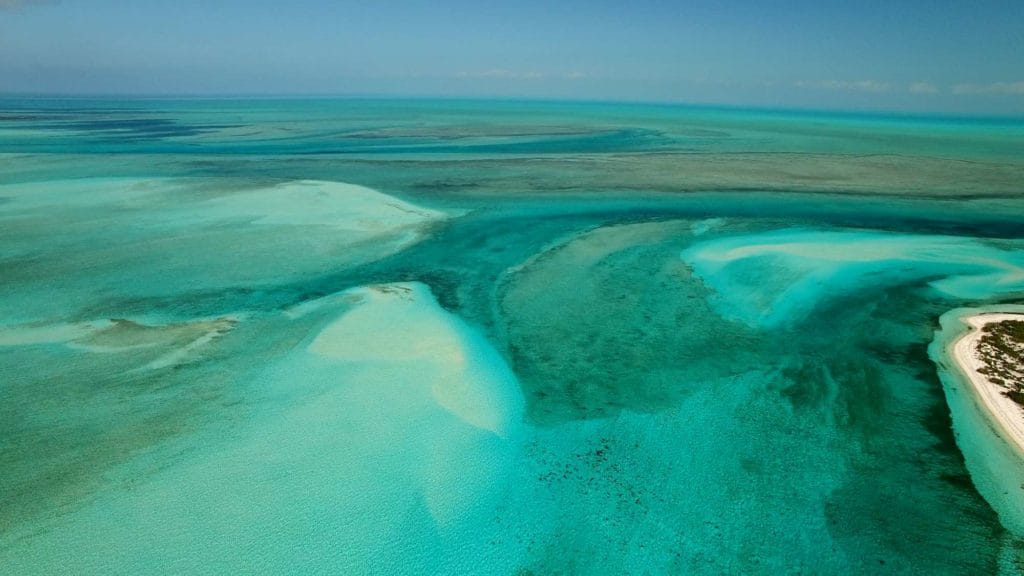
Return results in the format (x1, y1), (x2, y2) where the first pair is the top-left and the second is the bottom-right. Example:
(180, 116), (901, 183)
(976, 318), (1024, 401)
(953, 313), (1024, 453)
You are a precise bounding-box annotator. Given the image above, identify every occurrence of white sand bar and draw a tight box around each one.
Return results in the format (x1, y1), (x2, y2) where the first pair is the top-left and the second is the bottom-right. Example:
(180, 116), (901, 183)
(952, 313), (1024, 455)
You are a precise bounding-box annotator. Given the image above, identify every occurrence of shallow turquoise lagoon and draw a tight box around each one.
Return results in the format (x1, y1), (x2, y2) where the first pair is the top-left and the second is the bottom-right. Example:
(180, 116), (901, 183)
(1, 98), (1024, 574)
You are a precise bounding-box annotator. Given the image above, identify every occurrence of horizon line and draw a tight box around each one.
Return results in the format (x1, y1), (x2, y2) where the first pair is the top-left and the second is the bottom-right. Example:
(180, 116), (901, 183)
(2, 91), (1023, 124)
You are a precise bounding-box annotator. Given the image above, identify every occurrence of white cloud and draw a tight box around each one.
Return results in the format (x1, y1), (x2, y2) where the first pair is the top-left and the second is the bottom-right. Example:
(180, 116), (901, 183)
(952, 81), (1024, 95)
(794, 80), (892, 93)
(908, 82), (939, 94)
(456, 69), (545, 80)
(0, 0), (53, 10)
(454, 69), (587, 81)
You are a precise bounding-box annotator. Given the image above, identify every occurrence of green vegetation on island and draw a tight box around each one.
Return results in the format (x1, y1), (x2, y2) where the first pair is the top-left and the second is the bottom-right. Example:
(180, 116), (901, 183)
(976, 320), (1024, 406)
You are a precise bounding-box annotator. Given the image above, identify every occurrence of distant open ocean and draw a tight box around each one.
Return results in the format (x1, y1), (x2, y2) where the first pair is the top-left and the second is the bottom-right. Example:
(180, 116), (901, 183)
(2, 97), (1024, 574)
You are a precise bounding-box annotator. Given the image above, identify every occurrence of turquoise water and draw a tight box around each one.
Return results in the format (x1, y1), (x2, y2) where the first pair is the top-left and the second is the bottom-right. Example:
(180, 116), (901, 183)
(1, 98), (1024, 574)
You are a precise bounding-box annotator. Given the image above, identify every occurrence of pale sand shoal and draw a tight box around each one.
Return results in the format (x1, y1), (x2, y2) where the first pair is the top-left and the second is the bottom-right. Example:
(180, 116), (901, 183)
(952, 313), (1024, 455)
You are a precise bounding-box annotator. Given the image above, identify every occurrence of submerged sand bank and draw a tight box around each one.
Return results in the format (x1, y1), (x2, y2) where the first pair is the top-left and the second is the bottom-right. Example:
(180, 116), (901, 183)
(952, 313), (1024, 455)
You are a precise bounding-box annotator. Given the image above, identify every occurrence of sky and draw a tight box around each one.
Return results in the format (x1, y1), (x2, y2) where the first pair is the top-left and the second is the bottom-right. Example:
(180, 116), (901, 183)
(1, 0), (1023, 114)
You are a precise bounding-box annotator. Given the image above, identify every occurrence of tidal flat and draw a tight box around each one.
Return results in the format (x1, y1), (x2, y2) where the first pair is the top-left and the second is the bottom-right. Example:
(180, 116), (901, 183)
(1, 98), (1024, 574)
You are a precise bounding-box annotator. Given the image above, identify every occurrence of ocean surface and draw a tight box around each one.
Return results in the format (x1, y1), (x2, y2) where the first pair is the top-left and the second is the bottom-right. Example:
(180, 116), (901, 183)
(1, 97), (1024, 574)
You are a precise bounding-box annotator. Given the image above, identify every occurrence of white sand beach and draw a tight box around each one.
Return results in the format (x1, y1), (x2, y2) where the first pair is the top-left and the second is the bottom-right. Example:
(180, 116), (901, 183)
(952, 313), (1024, 455)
